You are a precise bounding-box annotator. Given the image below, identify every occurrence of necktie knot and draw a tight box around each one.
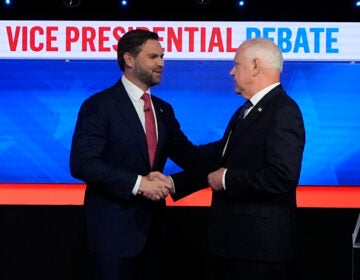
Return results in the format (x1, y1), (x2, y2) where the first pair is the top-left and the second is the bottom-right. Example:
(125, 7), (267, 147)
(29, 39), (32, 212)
(142, 92), (151, 111)
(141, 92), (150, 101)
(238, 100), (253, 119)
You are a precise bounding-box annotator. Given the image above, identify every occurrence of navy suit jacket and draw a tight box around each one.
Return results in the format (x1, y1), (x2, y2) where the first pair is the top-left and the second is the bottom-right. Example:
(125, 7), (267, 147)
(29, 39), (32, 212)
(172, 85), (306, 261)
(70, 79), (197, 257)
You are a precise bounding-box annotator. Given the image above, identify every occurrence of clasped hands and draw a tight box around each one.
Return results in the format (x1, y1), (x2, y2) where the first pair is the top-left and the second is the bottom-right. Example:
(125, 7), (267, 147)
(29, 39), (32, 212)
(138, 171), (173, 201)
(138, 167), (226, 201)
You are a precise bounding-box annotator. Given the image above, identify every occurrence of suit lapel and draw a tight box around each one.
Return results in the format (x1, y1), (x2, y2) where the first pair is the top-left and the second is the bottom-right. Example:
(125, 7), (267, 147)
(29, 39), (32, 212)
(113, 81), (167, 169)
(224, 86), (282, 156)
(151, 98), (166, 168)
(112, 80), (150, 166)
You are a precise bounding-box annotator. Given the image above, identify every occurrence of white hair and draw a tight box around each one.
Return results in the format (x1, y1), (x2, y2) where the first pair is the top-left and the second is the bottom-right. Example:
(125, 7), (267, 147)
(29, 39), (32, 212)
(243, 38), (283, 72)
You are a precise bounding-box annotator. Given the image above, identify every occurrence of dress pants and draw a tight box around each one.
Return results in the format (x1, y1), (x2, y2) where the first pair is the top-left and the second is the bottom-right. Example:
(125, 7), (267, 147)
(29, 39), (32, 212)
(87, 210), (168, 280)
(210, 255), (298, 280)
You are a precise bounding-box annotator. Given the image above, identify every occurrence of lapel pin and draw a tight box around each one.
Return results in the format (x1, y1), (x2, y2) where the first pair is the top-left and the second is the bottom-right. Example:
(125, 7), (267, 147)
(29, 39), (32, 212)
(257, 107), (263, 112)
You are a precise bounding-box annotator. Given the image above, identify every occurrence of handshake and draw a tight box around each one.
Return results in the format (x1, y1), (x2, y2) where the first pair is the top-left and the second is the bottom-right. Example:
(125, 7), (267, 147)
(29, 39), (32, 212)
(137, 167), (227, 201)
(138, 171), (174, 201)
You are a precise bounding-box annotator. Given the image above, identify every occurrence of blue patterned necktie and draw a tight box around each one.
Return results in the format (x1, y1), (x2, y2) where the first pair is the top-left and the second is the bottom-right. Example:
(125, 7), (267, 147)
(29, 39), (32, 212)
(237, 100), (253, 119)
(223, 100), (253, 155)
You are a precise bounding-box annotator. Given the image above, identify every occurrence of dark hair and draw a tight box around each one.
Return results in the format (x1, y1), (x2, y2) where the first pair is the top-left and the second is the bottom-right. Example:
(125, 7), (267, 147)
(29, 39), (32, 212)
(117, 29), (159, 71)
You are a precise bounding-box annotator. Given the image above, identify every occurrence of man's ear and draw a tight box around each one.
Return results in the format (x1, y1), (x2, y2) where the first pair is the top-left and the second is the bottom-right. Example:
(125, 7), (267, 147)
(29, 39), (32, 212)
(252, 58), (261, 76)
(123, 52), (134, 68)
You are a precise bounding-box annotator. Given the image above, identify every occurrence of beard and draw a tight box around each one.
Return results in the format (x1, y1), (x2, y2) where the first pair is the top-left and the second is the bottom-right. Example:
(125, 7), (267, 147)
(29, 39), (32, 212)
(134, 64), (162, 87)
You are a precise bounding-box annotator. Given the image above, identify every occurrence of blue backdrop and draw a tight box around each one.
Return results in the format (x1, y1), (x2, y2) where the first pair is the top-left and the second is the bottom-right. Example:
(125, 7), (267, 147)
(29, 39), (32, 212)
(1, 59), (359, 185)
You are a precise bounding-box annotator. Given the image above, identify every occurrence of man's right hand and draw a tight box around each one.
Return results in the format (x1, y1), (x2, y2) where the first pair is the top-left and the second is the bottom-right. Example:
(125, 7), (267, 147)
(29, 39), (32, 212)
(138, 173), (172, 201)
(148, 171), (174, 194)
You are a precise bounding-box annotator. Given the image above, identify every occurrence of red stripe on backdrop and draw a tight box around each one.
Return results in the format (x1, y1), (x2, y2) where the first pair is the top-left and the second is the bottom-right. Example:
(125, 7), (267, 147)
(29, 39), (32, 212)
(0, 184), (360, 208)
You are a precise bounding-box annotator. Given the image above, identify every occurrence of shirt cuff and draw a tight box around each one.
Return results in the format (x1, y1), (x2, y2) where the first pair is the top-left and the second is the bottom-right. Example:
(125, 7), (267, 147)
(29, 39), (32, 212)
(168, 176), (175, 194)
(222, 168), (228, 190)
(132, 175), (142, 195)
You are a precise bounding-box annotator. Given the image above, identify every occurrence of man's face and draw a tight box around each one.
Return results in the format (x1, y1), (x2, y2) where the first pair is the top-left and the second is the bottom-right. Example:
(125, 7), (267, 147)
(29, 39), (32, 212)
(134, 39), (164, 87)
(229, 45), (254, 99)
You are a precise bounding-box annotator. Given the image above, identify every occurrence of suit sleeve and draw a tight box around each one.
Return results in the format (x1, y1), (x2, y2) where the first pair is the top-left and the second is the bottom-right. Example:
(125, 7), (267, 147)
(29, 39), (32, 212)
(170, 141), (223, 201)
(69, 96), (138, 200)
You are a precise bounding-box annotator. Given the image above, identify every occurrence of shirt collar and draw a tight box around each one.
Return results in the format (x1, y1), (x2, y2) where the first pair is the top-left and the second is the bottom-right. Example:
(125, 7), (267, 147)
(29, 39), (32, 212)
(121, 75), (151, 102)
(250, 82), (280, 106)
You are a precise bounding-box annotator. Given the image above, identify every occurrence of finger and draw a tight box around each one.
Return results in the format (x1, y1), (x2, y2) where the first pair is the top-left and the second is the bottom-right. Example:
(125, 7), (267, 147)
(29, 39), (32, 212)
(149, 171), (162, 180)
(162, 188), (169, 197)
(164, 184), (173, 193)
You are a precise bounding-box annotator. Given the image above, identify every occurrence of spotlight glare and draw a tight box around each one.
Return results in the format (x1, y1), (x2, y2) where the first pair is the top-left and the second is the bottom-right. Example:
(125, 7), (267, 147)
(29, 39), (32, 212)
(5, 0), (12, 5)
(355, 1), (360, 7)
(120, 0), (128, 6)
(237, 0), (246, 7)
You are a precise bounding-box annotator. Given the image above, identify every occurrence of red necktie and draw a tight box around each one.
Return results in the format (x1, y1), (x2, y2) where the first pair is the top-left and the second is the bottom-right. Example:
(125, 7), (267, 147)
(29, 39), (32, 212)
(141, 93), (157, 169)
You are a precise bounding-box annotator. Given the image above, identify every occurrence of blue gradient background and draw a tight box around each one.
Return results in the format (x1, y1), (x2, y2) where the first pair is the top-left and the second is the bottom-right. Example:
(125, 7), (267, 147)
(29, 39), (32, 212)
(0, 59), (359, 185)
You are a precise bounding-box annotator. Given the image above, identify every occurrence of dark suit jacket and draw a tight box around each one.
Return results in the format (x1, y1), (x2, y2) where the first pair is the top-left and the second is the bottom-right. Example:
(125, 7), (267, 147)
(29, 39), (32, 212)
(172, 85), (306, 261)
(69, 79), (197, 257)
